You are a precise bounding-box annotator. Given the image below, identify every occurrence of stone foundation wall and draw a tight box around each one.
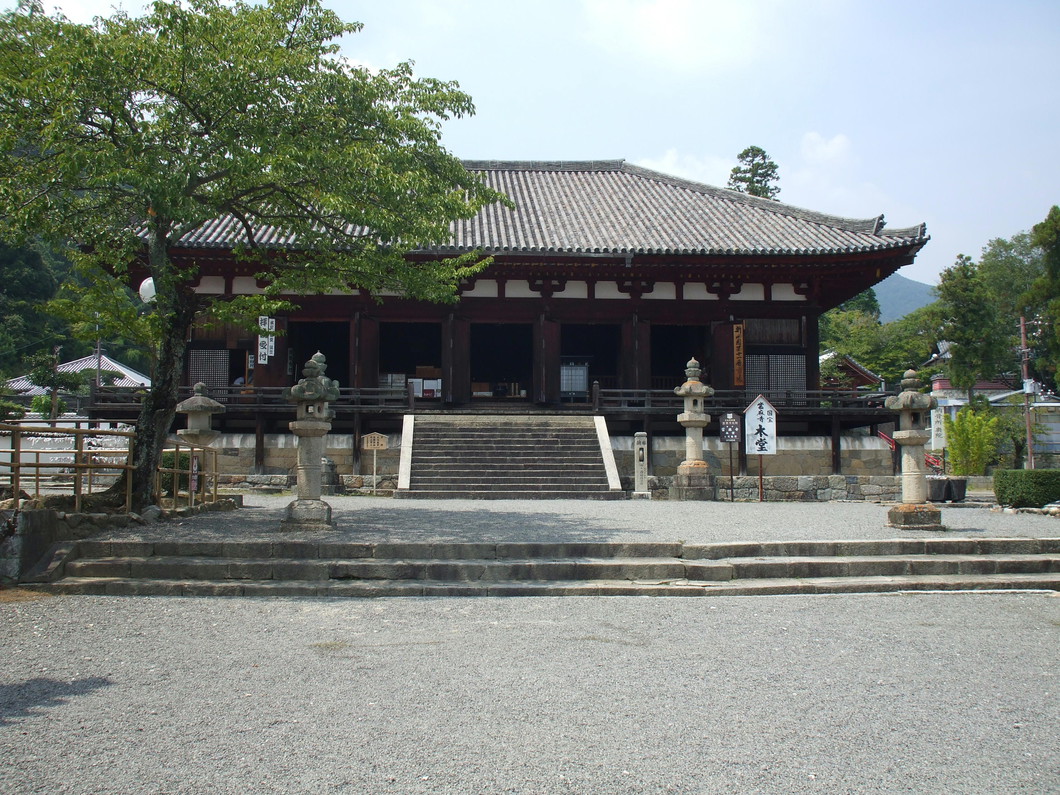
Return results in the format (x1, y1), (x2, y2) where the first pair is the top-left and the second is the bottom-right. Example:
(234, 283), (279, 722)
(205, 431), (895, 500)
(622, 474), (900, 502)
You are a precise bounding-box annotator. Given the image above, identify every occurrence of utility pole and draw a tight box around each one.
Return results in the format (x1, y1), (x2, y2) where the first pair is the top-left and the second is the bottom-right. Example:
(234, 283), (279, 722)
(1020, 316), (1036, 470)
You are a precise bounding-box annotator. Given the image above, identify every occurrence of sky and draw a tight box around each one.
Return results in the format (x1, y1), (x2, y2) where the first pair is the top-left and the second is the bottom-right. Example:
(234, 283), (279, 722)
(24, 0), (1060, 285)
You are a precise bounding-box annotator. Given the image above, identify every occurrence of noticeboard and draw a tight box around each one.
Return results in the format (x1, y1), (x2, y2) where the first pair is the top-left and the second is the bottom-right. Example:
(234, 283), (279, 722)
(361, 432), (388, 451)
(719, 413), (741, 443)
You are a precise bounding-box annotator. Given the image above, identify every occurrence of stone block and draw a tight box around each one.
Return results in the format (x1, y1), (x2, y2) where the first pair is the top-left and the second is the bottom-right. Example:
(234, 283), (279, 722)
(886, 504), (944, 531)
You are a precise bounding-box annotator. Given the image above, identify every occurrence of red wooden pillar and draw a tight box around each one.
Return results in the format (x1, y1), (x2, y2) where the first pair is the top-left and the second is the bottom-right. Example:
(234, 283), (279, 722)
(442, 313), (471, 404)
(354, 313), (379, 389)
(533, 315), (560, 404)
(620, 315), (651, 389)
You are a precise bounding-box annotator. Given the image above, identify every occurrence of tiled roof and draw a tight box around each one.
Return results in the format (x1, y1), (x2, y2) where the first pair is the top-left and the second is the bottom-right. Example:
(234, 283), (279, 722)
(5, 354), (150, 395)
(171, 160), (928, 257)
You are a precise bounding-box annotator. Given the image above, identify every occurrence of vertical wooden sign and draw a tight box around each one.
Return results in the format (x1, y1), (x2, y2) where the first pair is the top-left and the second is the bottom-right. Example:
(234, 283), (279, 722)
(732, 322), (745, 387)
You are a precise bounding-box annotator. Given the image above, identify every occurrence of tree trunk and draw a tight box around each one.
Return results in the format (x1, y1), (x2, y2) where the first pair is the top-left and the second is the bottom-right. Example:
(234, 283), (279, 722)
(123, 222), (200, 512)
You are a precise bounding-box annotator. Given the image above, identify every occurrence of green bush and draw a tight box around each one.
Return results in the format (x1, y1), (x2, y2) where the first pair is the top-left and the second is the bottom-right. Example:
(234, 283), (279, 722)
(0, 400), (25, 422)
(30, 394), (66, 417)
(159, 451), (191, 494)
(943, 408), (998, 476)
(993, 469), (1060, 508)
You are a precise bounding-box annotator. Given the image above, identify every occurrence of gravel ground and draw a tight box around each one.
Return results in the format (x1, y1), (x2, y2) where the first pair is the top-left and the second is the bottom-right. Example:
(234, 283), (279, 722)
(1, 591), (1057, 794)
(104, 494), (1060, 544)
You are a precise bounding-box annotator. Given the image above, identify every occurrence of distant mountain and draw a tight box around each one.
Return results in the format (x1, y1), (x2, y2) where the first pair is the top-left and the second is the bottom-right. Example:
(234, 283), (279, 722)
(874, 272), (936, 322)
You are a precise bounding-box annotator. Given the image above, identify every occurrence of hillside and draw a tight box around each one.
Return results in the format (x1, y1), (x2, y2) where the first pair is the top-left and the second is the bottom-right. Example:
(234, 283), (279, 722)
(875, 272), (936, 322)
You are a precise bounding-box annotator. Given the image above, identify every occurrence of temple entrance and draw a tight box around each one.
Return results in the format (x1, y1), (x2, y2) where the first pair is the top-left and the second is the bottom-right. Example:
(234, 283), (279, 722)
(561, 323), (620, 392)
(470, 323), (532, 399)
(287, 321), (350, 386)
(651, 325), (709, 387)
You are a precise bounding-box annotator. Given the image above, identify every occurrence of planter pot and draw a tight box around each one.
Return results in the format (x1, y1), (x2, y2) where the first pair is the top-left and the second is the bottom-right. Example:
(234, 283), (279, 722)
(927, 478), (948, 502)
(946, 478), (967, 503)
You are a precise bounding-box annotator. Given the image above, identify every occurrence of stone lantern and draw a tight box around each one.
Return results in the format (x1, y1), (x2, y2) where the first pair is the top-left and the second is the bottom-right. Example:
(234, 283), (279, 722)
(883, 369), (943, 530)
(672, 357), (714, 500)
(280, 352), (340, 531)
(175, 382), (225, 447)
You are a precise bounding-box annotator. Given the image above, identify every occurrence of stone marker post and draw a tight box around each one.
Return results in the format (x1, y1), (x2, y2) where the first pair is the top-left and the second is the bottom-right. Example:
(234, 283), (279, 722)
(673, 357), (714, 500)
(884, 369), (943, 530)
(281, 352), (340, 531)
(632, 431), (650, 499)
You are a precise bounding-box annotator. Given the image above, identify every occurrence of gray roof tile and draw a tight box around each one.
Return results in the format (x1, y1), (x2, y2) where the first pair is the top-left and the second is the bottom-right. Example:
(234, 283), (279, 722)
(170, 160), (927, 257)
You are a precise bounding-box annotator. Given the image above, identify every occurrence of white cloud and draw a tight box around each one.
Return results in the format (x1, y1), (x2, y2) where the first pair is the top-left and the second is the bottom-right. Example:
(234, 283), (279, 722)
(40, 0), (148, 23)
(579, 0), (780, 72)
(800, 132), (854, 169)
(633, 149), (732, 187)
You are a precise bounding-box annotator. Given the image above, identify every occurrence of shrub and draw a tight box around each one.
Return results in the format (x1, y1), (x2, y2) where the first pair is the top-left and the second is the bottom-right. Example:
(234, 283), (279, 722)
(30, 394), (66, 417)
(159, 451), (191, 494)
(943, 408), (998, 476)
(0, 400), (24, 422)
(993, 469), (1060, 508)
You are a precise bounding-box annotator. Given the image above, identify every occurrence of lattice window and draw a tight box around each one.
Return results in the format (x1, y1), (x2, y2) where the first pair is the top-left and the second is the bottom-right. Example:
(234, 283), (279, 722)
(745, 354), (806, 402)
(188, 350), (231, 401)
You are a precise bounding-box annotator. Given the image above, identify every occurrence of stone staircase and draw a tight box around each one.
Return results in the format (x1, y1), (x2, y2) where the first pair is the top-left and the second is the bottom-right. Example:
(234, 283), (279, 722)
(26, 537), (1060, 597)
(394, 415), (623, 499)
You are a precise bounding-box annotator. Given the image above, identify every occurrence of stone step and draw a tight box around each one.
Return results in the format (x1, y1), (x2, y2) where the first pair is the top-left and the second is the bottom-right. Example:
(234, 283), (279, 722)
(65, 537), (1060, 561)
(394, 489), (625, 500)
(62, 554), (1060, 583)
(410, 475), (609, 486)
(40, 572), (1060, 598)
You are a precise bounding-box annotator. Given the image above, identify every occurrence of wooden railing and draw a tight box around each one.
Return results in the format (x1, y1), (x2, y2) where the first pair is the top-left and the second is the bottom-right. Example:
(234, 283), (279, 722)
(1, 422), (223, 513)
(0, 422), (135, 512)
(593, 386), (893, 414)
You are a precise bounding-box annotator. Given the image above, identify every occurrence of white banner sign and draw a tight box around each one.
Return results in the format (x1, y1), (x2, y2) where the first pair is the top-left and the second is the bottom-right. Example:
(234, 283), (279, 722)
(257, 316), (274, 365)
(744, 394), (778, 455)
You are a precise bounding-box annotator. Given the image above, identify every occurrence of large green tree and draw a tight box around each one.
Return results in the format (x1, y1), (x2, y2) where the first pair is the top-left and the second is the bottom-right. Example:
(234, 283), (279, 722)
(935, 254), (1013, 399)
(0, 0), (504, 509)
(1027, 206), (1060, 387)
(727, 145), (780, 200)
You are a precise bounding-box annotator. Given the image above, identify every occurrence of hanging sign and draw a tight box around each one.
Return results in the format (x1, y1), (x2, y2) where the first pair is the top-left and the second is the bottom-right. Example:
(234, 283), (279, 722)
(732, 322), (745, 387)
(257, 316), (275, 364)
(744, 394), (777, 455)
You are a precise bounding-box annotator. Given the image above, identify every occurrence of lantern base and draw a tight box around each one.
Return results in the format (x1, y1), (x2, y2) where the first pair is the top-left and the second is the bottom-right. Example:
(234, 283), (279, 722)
(886, 503), (944, 532)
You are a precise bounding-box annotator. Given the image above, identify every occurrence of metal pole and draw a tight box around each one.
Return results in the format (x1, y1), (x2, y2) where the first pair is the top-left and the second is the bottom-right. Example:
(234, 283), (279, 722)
(758, 454), (763, 502)
(728, 443), (735, 502)
(1020, 316), (1036, 469)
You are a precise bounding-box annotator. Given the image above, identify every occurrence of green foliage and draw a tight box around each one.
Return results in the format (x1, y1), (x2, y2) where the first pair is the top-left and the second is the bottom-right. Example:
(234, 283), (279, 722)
(0, 399), (24, 422)
(943, 407), (999, 476)
(727, 146), (780, 200)
(819, 300), (941, 389)
(1026, 206), (1060, 389)
(0, 241), (79, 376)
(0, 0), (508, 507)
(159, 451), (191, 494)
(29, 394), (65, 416)
(993, 469), (1060, 508)
(935, 254), (1014, 396)
(837, 288), (881, 318)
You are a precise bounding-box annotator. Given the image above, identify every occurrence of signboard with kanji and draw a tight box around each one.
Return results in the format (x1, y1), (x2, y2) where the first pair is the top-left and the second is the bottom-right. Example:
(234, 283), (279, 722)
(744, 395), (777, 455)
(361, 432), (388, 451)
(719, 413), (741, 443)
(732, 323), (745, 387)
(257, 316), (276, 365)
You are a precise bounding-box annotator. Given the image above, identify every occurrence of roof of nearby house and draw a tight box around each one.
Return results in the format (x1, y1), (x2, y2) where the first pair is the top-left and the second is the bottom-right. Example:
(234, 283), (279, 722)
(4, 354), (151, 396)
(819, 350), (883, 386)
(171, 160), (929, 258)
